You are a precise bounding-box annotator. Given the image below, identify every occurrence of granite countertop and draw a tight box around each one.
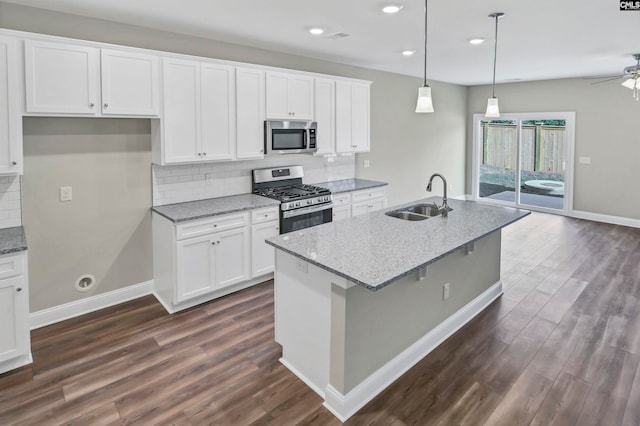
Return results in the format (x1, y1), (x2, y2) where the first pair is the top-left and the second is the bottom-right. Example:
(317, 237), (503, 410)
(312, 178), (388, 194)
(0, 226), (28, 254)
(266, 198), (530, 291)
(152, 194), (280, 223)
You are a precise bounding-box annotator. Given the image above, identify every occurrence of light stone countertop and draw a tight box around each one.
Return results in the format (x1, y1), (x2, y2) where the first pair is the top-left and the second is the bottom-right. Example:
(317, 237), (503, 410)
(152, 194), (281, 223)
(312, 178), (388, 194)
(0, 226), (28, 254)
(266, 198), (530, 291)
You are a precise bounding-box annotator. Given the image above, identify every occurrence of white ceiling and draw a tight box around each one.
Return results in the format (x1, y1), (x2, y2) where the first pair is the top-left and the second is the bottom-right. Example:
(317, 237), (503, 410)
(4, 0), (640, 86)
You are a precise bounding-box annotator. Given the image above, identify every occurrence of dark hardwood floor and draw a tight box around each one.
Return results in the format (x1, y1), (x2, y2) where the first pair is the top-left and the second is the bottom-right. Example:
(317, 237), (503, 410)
(1, 212), (639, 425)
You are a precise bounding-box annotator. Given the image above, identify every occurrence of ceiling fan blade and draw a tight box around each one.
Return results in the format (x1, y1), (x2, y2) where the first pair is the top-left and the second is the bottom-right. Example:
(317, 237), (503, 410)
(590, 76), (623, 84)
(582, 74), (621, 80)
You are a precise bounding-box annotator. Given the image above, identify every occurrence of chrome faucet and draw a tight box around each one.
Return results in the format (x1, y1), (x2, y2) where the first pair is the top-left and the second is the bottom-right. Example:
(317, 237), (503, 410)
(426, 173), (449, 217)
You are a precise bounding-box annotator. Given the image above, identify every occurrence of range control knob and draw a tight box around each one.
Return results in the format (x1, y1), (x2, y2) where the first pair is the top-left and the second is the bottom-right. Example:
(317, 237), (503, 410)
(307, 199), (313, 205)
(295, 202), (301, 207)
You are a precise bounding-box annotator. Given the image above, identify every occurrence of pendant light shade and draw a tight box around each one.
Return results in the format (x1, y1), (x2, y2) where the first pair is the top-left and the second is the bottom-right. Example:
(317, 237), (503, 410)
(416, 86), (434, 113)
(415, 0), (434, 113)
(485, 97), (500, 117)
(485, 12), (504, 117)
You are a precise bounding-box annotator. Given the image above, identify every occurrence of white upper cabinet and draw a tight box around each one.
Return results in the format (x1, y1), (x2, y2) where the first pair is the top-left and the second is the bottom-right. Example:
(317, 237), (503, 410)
(160, 58), (201, 164)
(200, 63), (235, 161)
(155, 58), (236, 165)
(336, 80), (371, 153)
(265, 72), (314, 120)
(236, 67), (265, 159)
(314, 78), (335, 155)
(100, 49), (159, 116)
(25, 40), (159, 116)
(24, 39), (100, 114)
(0, 36), (22, 175)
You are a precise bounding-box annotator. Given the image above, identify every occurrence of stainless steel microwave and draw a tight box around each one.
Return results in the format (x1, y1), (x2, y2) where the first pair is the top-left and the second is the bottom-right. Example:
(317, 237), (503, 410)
(264, 120), (317, 155)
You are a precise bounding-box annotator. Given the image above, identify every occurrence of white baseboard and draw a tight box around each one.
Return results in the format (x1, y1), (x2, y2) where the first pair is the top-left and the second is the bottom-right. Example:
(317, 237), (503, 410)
(323, 281), (503, 422)
(571, 210), (640, 229)
(30, 280), (154, 330)
(280, 357), (326, 399)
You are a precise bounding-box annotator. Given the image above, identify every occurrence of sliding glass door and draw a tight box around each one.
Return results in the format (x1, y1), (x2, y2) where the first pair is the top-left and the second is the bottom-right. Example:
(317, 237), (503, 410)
(472, 113), (574, 215)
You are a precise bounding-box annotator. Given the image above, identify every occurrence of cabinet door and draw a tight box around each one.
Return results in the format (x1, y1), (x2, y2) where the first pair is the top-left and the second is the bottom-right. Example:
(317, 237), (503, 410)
(101, 49), (159, 116)
(251, 221), (279, 277)
(335, 81), (354, 153)
(176, 235), (214, 302)
(24, 40), (100, 114)
(0, 276), (28, 364)
(236, 67), (265, 159)
(213, 227), (250, 289)
(162, 58), (201, 164)
(265, 72), (289, 119)
(352, 82), (371, 152)
(332, 205), (351, 222)
(0, 36), (22, 175)
(314, 78), (335, 155)
(336, 81), (371, 153)
(287, 75), (314, 120)
(201, 63), (235, 161)
(351, 201), (370, 217)
(266, 72), (314, 120)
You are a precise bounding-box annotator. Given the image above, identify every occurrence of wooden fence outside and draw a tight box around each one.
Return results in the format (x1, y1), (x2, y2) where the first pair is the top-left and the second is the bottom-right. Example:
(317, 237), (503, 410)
(482, 123), (565, 173)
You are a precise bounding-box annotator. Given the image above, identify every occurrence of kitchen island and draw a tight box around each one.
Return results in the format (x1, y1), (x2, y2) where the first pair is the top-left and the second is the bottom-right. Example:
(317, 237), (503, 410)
(265, 197), (530, 421)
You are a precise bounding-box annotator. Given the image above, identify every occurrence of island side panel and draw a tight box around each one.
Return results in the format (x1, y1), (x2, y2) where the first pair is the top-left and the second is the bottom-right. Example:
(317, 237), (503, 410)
(274, 250), (333, 396)
(341, 230), (502, 394)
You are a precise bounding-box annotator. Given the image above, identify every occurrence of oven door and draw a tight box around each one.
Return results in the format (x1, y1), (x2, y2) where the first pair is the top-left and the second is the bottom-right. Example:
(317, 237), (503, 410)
(281, 203), (333, 234)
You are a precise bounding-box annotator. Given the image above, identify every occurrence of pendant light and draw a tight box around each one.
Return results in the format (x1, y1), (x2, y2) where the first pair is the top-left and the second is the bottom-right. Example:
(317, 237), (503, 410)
(415, 0), (434, 113)
(485, 12), (504, 118)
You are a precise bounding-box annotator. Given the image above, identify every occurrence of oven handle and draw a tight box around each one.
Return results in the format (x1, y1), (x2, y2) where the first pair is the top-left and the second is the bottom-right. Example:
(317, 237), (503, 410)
(282, 203), (333, 218)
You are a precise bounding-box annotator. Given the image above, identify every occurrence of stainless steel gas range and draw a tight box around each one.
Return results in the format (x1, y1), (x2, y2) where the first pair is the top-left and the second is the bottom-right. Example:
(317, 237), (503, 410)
(252, 166), (333, 234)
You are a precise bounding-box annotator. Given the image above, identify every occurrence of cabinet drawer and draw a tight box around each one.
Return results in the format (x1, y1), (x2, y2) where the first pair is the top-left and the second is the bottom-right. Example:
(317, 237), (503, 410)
(331, 193), (351, 205)
(0, 252), (25, 280)
(176, 212), (248, 240)
(251, 207), (279, 224)
(351, 187), (386, 203)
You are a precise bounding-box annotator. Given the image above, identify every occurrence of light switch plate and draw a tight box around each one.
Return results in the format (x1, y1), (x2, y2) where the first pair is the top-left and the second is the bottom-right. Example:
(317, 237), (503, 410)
(60, 186), (72, 202)
(578, 156), (592, 164)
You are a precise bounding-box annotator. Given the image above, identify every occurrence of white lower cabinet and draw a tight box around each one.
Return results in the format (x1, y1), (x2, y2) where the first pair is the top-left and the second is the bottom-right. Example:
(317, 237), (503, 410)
(352, 187), (387, 216)
(153, 206), (279, 313)
(0, 251), (32, 375)
(331, 187), (386, 220)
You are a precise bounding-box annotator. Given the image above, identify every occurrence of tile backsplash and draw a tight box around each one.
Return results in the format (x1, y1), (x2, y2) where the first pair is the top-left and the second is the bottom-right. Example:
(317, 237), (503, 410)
(0, 175), (22, 229)
(152, 154), (356, 206)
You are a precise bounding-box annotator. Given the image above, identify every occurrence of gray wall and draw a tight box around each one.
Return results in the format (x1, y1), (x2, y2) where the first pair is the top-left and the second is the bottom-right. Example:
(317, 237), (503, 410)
(467, 78), (640, 219)
(0, 2), (468, 310)
(22, 118), (152, 311)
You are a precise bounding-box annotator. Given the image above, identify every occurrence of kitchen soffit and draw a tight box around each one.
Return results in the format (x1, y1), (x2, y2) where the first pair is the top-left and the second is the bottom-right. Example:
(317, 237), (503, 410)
(3, 0), (640, 86)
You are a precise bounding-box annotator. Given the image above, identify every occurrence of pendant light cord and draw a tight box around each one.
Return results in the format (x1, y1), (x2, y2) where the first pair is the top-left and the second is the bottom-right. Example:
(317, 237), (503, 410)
(491, 14), (499, 98)
(423, 0), (428, 87)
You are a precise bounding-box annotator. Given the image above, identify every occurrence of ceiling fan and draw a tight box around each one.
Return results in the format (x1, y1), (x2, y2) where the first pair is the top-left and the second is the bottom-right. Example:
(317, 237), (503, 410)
(589, 53), (640, 100)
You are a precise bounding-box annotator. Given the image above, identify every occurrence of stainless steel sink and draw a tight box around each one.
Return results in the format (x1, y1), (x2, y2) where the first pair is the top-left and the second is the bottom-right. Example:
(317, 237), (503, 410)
(385, 203), (453, 221)
(406, 204), (453, 217)
(385, 211), (429, 221)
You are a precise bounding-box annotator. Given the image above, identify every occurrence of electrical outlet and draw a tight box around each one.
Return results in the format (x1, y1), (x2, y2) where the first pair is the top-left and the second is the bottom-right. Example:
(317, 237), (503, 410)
(363, 159), (370, 168)
(443, 283), (450, 300)
(60, 186), (72, 202)
(579, 156), (591, 164)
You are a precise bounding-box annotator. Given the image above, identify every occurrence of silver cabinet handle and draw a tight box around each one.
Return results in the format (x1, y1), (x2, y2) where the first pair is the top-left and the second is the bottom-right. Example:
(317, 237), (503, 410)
(11, 161), (17, 166)
(203, 153), (207, 156)
(104, 103), (109, 108)
(89, 103), (95, 108)
(16, 287), (22, 292)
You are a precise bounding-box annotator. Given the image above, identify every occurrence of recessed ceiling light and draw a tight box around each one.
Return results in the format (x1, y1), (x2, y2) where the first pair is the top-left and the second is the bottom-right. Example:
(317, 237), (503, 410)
(309, 28), (324, 35)
(469, 38), (486, 45)
(402, 50), (416, 56)
(383, 4), (403, 14)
